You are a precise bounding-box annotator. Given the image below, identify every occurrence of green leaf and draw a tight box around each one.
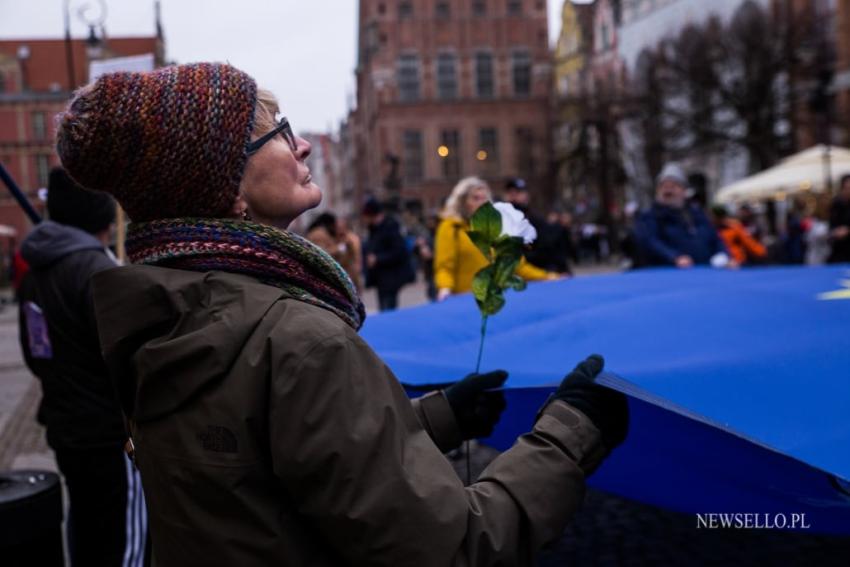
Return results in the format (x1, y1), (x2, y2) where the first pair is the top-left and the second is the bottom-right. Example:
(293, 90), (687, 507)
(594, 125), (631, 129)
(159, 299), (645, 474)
(467, 230), (492, 258)
(493, 235), (523, 259)
(479, 289), (506, 316)
(471, 265), (494, 304)
(469, 202), (502, 243)
(507, 275), (526, 291)
(493, 254), (521, 288)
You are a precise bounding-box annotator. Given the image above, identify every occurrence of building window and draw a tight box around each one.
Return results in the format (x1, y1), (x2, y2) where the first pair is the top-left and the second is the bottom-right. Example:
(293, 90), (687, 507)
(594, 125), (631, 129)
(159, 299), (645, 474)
(507, 0), (522, 16)
(437, 53), (458, 100)
(32, 111), (47, 140)
(397, 54), (421, 102)
(36, 154), (50, 188)
(402, 130), (424, 183)
(473, 0), (487, 17)
(478, 127), (500, 175)
(515, 127), (535, 180)
(440, 129), (461, 179)
(512, 50), (531, 97)
(399, 0), (413, 19)
(435, 1), (450, 19)
(0, 72), (5, 93)
(475, 52), (495, 99)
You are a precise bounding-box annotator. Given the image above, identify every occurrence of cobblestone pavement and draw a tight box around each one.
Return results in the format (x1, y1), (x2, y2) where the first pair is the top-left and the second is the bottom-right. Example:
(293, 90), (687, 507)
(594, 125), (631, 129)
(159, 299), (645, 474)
(5, 266), (849, 565)
(0, 305), (55, 472)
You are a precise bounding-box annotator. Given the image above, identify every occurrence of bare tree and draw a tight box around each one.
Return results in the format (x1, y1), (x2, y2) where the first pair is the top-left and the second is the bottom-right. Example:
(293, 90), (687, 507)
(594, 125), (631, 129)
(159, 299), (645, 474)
(629, 0), (821, 177)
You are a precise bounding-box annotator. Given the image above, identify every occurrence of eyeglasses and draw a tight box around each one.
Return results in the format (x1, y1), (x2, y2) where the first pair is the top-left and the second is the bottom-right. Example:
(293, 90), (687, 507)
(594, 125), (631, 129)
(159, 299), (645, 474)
(246, 116), (297, 156)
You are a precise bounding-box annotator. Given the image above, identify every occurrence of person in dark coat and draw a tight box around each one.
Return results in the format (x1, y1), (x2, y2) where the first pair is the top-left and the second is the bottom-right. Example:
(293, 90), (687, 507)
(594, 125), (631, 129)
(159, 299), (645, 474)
(783, 199), (808, 265)
(503, 178), (570, 274)
(18, 167), (148, 567)
(828, 174), (850, 263)
(361, 198), (413, 311)
(633, 163), (730, 268)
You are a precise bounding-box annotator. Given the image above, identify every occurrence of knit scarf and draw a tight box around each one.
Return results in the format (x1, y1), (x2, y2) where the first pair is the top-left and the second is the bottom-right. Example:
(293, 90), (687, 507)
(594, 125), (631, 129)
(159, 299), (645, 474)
(126, 218), (366, 330)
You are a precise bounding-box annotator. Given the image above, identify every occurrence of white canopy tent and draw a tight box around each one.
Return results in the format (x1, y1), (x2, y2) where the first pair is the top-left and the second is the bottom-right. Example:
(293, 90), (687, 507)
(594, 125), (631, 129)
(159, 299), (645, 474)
(715, 145), (850, 204)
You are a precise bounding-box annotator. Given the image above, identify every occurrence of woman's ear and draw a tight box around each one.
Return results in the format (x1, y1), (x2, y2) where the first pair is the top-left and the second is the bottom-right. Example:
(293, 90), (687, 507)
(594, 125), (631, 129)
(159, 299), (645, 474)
(231, 194), (249, 219)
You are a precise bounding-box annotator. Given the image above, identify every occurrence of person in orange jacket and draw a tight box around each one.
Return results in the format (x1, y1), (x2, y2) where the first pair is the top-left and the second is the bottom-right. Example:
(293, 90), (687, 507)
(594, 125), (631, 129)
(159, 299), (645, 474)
(711, 205), (767, 266)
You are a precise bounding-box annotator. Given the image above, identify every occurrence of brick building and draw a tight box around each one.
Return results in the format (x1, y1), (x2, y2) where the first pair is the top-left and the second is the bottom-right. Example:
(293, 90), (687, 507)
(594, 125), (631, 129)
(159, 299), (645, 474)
(299, 132), (345, 233)
(552, 1), (596, 208)
(0, 32), (164, 244)
(776, 0), (850, 153)
(351, 0), (554, 212)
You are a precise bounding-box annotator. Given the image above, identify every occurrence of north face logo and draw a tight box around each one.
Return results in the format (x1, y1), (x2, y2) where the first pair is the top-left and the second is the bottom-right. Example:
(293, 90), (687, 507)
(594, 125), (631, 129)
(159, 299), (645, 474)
(198, 426), (238, 453)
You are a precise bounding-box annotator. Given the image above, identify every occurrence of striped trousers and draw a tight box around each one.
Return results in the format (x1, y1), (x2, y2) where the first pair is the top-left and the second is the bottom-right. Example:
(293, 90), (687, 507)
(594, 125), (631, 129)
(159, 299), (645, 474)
(55, 447), (148, 567)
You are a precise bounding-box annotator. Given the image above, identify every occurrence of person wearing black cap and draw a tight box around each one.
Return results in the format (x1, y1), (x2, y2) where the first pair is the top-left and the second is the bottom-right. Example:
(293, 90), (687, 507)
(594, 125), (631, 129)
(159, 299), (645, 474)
(17, 167), (148, 567)
(503, 178), (571, 274)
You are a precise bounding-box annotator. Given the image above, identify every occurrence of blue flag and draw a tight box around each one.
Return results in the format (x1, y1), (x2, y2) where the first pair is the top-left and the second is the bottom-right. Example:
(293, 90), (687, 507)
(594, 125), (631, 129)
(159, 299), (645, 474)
(361, 266), (850, 534)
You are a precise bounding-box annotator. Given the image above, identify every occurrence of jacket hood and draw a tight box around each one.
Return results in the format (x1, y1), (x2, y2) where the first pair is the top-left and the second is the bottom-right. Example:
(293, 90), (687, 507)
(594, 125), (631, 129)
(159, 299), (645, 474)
(21, 220), (106, 268)
(92, 265), (284, 422)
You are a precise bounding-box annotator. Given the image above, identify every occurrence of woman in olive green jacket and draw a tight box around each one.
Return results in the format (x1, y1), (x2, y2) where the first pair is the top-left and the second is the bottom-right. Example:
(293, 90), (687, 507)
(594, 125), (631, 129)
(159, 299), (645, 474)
(57, 62), (627, 567)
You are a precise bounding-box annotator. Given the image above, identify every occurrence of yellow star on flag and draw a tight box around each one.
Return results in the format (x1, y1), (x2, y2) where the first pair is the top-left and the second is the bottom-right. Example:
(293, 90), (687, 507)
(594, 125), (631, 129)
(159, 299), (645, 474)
(818, 279), (850, 301)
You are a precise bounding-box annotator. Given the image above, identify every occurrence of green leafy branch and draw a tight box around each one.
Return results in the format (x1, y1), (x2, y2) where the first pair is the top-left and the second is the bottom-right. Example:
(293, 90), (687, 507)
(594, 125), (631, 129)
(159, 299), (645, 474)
(467, 202), (528, 372)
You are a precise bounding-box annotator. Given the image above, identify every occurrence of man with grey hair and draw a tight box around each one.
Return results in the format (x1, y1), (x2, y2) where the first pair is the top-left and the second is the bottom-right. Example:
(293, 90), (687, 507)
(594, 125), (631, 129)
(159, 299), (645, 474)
(633, 163), (730, 268)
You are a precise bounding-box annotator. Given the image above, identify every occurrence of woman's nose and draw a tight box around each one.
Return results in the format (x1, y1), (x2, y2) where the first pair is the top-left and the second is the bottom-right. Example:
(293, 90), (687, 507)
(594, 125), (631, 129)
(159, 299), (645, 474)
(294, 136), (311, 160)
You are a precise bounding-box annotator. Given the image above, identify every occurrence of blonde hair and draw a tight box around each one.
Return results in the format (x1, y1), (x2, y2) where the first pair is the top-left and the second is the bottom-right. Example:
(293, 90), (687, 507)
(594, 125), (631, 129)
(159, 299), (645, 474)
(252, 87), (280, 136)
(441, 176), (492, 220)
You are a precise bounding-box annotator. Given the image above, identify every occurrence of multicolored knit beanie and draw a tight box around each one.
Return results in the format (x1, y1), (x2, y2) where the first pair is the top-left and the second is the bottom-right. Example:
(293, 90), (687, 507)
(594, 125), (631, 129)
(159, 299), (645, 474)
(56, 62), (257, 222)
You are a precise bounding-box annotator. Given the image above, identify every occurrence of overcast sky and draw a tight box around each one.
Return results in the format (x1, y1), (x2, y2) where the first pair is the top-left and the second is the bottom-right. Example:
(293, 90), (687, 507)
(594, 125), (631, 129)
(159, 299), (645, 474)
(1, 0), (565, 133)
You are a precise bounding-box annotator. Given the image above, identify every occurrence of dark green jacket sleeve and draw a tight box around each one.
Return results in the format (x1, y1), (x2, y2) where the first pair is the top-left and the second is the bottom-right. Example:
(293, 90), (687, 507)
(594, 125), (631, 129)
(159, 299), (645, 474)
(411, 391), (464, 453)
(268, 327), (603, 567)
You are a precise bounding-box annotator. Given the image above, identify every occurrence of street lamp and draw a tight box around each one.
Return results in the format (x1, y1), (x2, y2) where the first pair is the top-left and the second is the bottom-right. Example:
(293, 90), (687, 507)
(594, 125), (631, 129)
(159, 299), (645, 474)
(63, 0), (76, 89)
(78, 0), (108, 61)
(16, 45), (30, 92)
(62, 0), (108, 88)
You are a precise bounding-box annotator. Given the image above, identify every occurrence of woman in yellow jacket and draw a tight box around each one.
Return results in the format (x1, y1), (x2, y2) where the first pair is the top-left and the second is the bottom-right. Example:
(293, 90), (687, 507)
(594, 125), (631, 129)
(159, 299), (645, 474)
(434, 176), (558, 301)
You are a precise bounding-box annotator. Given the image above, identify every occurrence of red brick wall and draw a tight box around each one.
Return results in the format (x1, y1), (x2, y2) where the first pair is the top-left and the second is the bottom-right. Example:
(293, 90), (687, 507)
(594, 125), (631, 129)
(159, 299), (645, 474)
(0, 37), (159, 91)
(355, 0), (554, 210)
(0, 36), (159, 244)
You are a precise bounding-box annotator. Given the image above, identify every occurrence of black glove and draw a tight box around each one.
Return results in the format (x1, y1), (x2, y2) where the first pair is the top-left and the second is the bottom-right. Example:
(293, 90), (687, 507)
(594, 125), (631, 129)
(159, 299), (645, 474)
(444, 370), (508, 440)
(549, 355), (628, 451)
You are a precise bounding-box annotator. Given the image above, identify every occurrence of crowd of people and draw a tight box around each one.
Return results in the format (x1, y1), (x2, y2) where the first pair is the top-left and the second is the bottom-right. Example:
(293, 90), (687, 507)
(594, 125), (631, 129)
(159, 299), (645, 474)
(630, 165), (850, 269)
(312, 161), (850, 312)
